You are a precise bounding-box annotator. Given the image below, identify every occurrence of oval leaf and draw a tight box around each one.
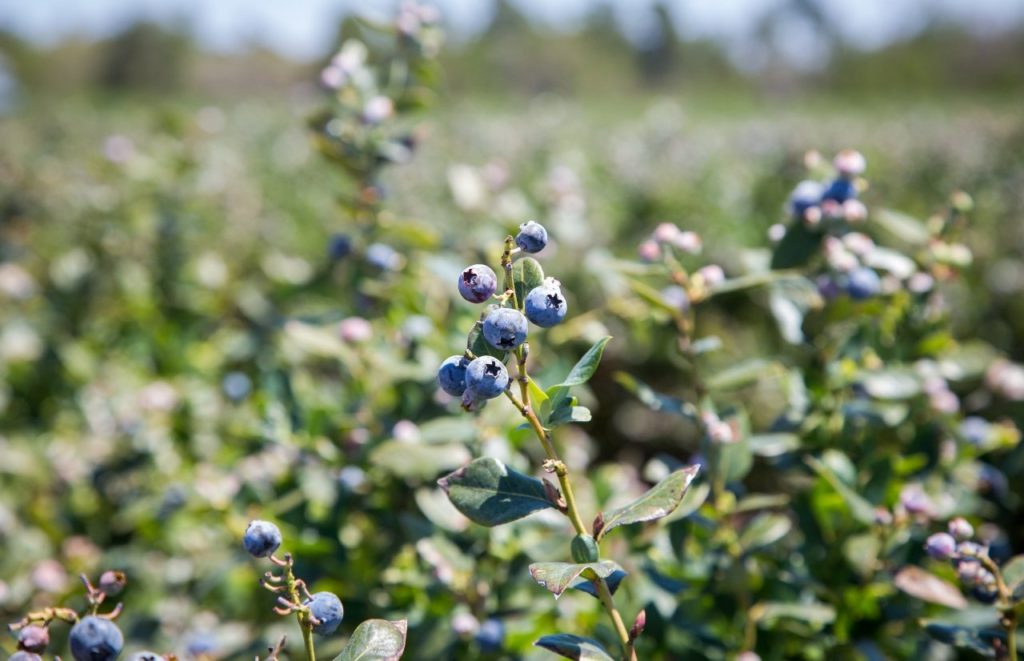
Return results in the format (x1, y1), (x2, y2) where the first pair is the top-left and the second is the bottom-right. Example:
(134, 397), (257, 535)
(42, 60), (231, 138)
(535, 633), (615, 661)
(438, 457), (555, 526)
(529, 560), (623, 598)
(596, 465), (700, 540)
(569, 566), (628, 600)
(333, 619), (407, 661)
(513, 256), (545, 304)
(558, 336), (612, 388)
(894, 566), (968, 609)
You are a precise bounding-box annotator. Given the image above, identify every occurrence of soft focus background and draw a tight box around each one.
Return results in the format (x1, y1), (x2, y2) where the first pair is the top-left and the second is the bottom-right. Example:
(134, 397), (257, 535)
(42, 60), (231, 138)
(1, 0), (1023, 659)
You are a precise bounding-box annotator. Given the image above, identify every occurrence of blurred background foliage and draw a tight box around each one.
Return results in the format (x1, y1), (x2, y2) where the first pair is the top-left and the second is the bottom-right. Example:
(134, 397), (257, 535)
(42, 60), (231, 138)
(0, 0), (1023, 659)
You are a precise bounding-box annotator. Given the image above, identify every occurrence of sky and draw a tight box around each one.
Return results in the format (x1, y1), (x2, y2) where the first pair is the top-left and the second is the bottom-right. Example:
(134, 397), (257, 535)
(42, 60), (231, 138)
(0, 0), (1022, 65)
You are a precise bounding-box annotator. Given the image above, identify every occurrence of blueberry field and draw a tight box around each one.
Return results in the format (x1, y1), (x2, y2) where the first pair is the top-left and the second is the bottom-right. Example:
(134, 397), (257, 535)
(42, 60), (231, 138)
(2, 3), (1024, 660)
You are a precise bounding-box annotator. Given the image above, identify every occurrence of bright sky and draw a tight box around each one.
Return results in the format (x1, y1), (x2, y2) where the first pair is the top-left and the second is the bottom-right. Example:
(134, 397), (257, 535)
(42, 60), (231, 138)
(1, 0), (1022, 64)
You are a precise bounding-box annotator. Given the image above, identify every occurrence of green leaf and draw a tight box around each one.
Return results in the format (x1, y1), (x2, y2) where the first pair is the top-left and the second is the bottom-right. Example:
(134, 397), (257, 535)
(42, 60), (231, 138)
(873, 208), (931, 247)
(548, 403), (592, 427)
(613, 372), (698, 420)
(513, 257), (544, 304)
(739, 513), (792, 553)
(468, 323), (506, 360)
(754, 602), (836, 629)
(843, 533), (881, 578)
(923, 621), (1007, 658)
(894, 566), (967, 609)
(771, 222), (822, 269)
(1000, 555), (1024, 601)
(805, 455), (876, 526)
(860, 369), (921, 400)
(370, 441), (472, 481)
(747, 433), (800, 457)
(596, 465), (700, 540)
(438, 457), (555, 526)
(332, 619), (407, 661)
(557, 336), (612, 388)
(529, 561), (624, 598)
(534, 634), (616, 661)
(569, 566), (628, 599)
(705, 359), (784, 391)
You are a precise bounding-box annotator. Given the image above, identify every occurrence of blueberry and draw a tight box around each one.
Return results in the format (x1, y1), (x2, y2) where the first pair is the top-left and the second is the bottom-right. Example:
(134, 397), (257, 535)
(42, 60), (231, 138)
(365, 243), (402, 271)
(243, 520), (282, 558)
(822, 178), (857, 204)
(464, 356), (509, 399)
(475, 618), (505, 652)
(127, 653), (163, 661)
(458, 265), (498, 303)
(524, 282), (567, 327)
(328, 233), (352, 261)
(304, 591), (344, 635)
(482, 308), (528, 350)
(959, 416), (990, 446)
(924, 532), (957, 561)
(947, 517), (974, 542)
(69, 616), (124, 661)
(515, 220), (548, 253)
(846, 267), (880, 300)
(659, 285), (689, 312)
(222, 371), (252, 402)
(438, 355), (470, 396)
(787, 180), (823, 218)
(17, 624), (49, 653)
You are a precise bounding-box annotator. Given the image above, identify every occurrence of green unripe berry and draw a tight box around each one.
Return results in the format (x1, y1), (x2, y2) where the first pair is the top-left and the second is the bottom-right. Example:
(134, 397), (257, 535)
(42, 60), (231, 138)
(571, 534), (599, 563)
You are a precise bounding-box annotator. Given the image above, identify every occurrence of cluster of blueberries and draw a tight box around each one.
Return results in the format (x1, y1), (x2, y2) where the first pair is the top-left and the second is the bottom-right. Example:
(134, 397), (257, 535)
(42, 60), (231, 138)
(782, 150), (884, 301)
(8, 572), (162, 661)
(924, 517), (1001, 603)
(437, 221), (566, 409)
(244, 520), (345, 636)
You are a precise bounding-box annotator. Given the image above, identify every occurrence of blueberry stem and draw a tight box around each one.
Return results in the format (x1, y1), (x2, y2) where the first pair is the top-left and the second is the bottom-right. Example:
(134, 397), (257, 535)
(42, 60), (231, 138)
(279, 553), (317, 661)
(504, 355), (636, 661)
(978, 554), (1016, 660)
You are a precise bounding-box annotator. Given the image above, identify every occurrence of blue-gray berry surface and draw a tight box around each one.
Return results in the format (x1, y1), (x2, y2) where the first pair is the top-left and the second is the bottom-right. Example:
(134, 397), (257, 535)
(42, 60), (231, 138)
(17, 625), (49, 653)
(846, 267), (880, 300)
(482, 307), (528, 350)
(464, 356), (509, 399)
(476, 618), (505, 652)
(365, 242), (401, 270)
(243, 519), (282, 558)
(787, 180), (823, 217)
(822, 178), (857, 204)
(438, 355), (470, 396)
(524, 283), (567, 327)
(515, 221), (548, 253)
(304, 591), (344, 635)
(69, 616), (124, 661)
(458, 264), (498, 303)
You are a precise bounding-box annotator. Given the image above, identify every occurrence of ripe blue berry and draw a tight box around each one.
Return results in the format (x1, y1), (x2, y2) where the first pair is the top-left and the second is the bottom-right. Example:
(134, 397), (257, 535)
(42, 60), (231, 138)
(515, 220), (548, 253)
(458, 264), (498, 303)
(787, 180), (823, 218)
(328, 233), (352, 261)
(127, 653), (163, 661)
(482, 308), (528, 350)
(304, 591), (344, 635)
(243, 520), (282, 558)
(438, 355), (470, 396)
(69, 616), (124, 661)
(846, 267), (880, 300)
(476, 618), (505, 652)
(464, 356), (509, 399)
(365, 243), (401, 271)
(822, 178), (857, 204)
(924, 532), (957, 561)
(524, 282), (567, 327)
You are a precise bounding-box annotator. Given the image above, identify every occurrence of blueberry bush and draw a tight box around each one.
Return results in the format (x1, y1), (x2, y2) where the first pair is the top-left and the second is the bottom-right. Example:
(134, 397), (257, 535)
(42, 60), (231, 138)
(2, 3), (1024, 660)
